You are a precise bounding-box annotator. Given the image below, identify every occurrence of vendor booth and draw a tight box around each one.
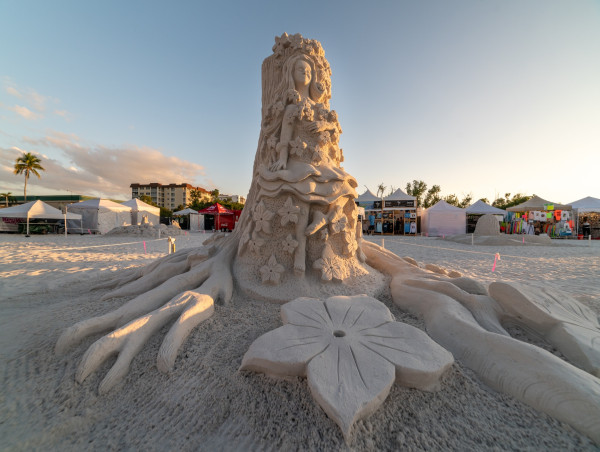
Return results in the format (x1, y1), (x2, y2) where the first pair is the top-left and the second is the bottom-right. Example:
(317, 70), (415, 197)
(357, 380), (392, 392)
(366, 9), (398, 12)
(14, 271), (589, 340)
(0, 200), (82, 234)
(66, 198), (131, 234)
(173, 207), (203, 231)
(197, 203), (235, 231)
(569, 196), (600, 239)
(123, 198), (160, 226)
(465, 200), (506, 233)
(358, 188), (417, 235)
(506, 195), (573, 238)
(421, 200), (466, 237)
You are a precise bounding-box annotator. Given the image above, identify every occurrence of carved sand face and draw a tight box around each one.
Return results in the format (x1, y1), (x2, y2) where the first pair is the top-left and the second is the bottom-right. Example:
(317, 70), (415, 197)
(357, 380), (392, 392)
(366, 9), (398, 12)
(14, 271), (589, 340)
(293, 60), (311, 88)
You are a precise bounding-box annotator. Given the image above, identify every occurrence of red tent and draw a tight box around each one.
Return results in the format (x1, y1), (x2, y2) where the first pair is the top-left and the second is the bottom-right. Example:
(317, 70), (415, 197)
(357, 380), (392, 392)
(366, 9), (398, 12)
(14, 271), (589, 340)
(198, 203), (235, 231)
(197, 203), (235, 215)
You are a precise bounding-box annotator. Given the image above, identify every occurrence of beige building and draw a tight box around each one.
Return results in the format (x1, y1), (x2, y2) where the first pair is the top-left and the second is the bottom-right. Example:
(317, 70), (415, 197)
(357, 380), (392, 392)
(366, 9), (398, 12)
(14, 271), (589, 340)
(130, 183), (210, 209)
(217, 194), (246, 204)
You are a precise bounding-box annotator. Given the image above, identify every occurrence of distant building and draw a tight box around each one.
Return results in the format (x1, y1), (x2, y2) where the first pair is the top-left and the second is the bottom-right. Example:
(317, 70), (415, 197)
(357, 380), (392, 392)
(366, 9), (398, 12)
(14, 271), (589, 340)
(130, 183), (210, 209)
(217, 194), (246, 205)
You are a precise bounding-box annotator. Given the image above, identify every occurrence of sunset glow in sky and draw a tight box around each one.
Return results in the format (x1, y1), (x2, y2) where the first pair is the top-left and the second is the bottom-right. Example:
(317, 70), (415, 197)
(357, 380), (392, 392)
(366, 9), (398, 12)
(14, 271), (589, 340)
(1, 1), (599, 204)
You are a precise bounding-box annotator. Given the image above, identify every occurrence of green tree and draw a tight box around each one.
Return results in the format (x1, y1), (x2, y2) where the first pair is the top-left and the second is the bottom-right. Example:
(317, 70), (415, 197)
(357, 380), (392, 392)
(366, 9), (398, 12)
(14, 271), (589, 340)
(211, 189), (220, 201)
(376, 182), (386, 199)
(458, 193), (473, 208)
(492, 193), (530, 210)
(423, 185), (442, 208)
(189, 189), (204, 207)
(444, 193), (473, 208)
(405, 180), (427, 208)
(0, 192), (15, 207)
(139, 195), (158, 206)
(13, 152), (45, 202)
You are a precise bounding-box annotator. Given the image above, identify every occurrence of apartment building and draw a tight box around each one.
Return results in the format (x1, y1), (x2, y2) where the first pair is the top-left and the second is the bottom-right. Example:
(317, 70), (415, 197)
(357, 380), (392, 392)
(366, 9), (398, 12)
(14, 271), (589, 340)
(130, 183), (210, 209)
(217, 194), (246, 204)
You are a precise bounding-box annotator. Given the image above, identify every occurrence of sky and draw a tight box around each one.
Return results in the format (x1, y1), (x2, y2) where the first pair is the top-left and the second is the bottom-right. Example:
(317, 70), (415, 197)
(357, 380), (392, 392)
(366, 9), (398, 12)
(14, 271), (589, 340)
(1, 0), (599, 204)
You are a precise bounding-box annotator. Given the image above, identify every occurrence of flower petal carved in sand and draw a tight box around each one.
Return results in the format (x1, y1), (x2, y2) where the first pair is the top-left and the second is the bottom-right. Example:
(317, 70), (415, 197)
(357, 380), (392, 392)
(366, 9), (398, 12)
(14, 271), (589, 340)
(313, 243), (346, 281)
(240, 295), (454, 439)
(253, 201), (274, 234)
(278, 197), (300, 226)
(259, 254), (284, 285)
(282, 234), (299, 254)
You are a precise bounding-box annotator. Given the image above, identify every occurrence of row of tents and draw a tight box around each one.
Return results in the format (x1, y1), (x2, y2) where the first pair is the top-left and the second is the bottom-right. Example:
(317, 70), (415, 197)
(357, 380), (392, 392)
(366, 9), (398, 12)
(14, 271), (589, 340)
(0, 198), (160, 234)
(420, 195), (600, 237)
(0, 198), (242, 234)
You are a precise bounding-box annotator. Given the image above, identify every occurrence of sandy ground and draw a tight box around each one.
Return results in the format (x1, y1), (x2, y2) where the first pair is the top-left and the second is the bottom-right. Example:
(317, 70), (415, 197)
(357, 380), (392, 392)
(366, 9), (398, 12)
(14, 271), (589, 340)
(0, 232), (599, 451)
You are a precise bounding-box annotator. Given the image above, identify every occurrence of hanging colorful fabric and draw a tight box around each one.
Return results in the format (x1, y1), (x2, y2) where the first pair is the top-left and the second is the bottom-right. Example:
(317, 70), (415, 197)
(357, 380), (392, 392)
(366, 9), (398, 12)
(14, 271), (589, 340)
(554, 210), (562, 220)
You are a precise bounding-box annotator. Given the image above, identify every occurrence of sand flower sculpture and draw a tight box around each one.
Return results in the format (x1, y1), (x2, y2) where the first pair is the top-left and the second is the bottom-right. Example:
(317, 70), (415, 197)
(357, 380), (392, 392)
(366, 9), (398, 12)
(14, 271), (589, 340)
(55, 33), (600, 445)
(241, 295), (454, 438)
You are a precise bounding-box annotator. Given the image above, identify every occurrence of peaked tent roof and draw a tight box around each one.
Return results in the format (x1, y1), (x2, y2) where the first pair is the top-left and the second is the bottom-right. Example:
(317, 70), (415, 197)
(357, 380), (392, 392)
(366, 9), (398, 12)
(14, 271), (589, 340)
(384, 188), (416, 202)
(356, 189), (380, 203)
(173, 208), (200, 215)
(67, 198), (131, 211)
(122, 198), (160, 212)
(0, 200), (82, 220)
(197, 203), (234, 215)
(506, 195), (572, 212)
(465, 199), (506, 215)
(568, 196), (600, 213)
(426, 200), (465, 212)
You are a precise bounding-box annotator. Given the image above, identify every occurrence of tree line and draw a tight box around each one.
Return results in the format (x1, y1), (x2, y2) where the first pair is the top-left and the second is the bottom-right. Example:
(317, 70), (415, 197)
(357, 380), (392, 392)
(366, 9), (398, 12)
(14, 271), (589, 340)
(375, 180), (530, 210)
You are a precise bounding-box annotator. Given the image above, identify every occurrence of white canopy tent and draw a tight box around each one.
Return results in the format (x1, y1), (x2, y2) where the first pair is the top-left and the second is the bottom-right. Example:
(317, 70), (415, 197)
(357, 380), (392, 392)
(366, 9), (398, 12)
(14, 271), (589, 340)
(67, 198), (131, 234)
(421, 200), (466, 237)
(506, 195), (572, 212)
(569, 196), (600, 213)
(465, 200), (506, 233)
(122, 198), (160, 225)
(173, 208), (199, 215)
(569, 196), (600, 238)
(0, 200), (82, 234)
(384, 188), (416, 204)
(465, 200), (506, 215)
(355, 189), (380, 205)
(173, 208), (204, 231)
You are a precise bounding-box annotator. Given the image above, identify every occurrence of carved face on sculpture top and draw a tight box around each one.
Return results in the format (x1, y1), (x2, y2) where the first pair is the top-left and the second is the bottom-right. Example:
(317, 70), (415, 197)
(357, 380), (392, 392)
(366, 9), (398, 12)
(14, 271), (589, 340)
(293, 60), (312, 95)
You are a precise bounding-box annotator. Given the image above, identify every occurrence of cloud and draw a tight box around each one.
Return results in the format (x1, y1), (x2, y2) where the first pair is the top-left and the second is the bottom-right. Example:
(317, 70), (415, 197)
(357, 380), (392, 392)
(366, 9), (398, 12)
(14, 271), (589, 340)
(9, 105), (43, 120)
(5, 86), (22, 98)
(54, 109), (72, 121)
(1, 131), (207, 199)
(3, 78), (52, 113)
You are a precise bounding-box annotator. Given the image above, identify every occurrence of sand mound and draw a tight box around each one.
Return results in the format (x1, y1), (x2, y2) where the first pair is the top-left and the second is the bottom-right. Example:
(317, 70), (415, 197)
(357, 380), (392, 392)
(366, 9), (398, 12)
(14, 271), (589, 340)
(105, 223), (187, 237)
(474, 214), (500, 236)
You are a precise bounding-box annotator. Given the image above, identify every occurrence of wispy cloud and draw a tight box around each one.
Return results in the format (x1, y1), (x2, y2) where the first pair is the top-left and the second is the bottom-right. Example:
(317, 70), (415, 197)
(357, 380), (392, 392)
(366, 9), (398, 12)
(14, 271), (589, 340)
(54, 109), (72, 121)
(2, 78), (63, 124)
(5, 86), (22, 98)
(1, 131), (207, 199)
(9, 105), (43, 120)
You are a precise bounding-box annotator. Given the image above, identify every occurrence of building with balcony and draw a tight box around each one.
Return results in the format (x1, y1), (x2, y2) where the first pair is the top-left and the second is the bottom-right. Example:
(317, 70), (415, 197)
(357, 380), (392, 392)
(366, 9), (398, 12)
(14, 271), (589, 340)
(130, 183), (210, 209)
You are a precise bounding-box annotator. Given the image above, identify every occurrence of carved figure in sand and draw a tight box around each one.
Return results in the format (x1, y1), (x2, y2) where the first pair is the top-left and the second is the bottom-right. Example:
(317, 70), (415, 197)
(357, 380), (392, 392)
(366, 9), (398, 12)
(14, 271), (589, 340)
(55, 33), (600, 444)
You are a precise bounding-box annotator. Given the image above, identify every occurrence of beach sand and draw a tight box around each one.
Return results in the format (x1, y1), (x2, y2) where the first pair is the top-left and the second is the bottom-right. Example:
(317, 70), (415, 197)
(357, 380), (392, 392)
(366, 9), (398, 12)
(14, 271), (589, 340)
(1, 233), (598, 450)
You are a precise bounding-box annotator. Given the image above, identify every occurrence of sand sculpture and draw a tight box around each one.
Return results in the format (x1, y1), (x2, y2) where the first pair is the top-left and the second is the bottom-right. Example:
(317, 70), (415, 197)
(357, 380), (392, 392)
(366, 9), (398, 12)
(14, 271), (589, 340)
(55, 33), (600, 443)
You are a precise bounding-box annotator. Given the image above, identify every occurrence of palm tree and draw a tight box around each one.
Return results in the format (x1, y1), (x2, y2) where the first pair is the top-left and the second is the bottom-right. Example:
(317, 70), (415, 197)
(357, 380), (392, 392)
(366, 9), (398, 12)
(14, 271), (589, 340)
(0, 192), (14, 207)
(13, 152), (45, 202)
